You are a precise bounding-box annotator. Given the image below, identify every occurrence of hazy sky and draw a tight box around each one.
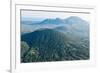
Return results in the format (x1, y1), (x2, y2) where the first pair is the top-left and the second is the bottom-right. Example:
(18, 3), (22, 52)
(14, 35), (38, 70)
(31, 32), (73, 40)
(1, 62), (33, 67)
(21, 10), (90, 22)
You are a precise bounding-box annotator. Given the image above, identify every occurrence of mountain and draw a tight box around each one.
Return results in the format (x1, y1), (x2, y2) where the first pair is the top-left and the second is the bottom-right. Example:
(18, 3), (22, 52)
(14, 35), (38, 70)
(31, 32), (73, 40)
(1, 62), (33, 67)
(21, 16), (89, 62)
(21, 28), (69, 47)
(55, 26), (68, 31)
(64, 16), (89, 33)
(23, 16), (89, 25)
(64, 16), (89, 25)
(21, 16), (89, 35)
(55, 25), (89, 39)
(38, 18), (64, 24)
(21, 28), (89, 62)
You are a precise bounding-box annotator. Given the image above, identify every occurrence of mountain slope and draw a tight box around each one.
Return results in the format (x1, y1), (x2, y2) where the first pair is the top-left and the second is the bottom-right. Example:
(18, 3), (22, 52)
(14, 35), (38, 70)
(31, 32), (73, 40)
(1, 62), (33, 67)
(21, 29), (89, 62)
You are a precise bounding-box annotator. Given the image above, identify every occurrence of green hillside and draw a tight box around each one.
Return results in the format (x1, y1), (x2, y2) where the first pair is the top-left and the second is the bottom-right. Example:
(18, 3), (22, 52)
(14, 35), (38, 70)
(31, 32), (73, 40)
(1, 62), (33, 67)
(21, 29), (89, 63)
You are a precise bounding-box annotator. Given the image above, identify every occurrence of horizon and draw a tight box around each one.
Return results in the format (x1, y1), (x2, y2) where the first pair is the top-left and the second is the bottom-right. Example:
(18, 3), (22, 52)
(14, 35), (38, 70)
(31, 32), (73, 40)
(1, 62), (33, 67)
(21, 10), (90, 22)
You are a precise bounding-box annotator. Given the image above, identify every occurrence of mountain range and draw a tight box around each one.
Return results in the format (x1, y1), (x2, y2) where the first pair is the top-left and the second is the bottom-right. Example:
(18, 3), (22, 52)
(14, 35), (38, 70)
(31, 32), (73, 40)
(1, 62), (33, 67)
(21, 16), (89, 25)
(21, 16), (89, 62)
(21, 16), (89, 35)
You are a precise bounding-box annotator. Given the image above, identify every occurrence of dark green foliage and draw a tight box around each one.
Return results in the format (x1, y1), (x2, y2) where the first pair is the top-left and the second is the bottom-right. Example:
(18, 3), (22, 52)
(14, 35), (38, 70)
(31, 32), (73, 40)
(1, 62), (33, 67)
(21, 41), (29, 58)
(21, 29), (89, 63)
(22, 47), (39, 62)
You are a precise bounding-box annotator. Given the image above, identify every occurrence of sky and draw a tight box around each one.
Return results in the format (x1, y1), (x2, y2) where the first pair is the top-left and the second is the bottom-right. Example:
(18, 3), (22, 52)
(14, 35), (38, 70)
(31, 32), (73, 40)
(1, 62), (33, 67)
(21, 10), (91, 22)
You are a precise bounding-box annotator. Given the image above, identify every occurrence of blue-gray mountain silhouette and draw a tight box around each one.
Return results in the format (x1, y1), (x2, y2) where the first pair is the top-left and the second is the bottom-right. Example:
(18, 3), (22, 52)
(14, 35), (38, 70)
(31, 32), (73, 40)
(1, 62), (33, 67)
(23, 16), (89, 25)
(64, 16), (89, 25)
(21, 16), (89, 25)
(21, 16), (89, 34)
(38, 18), (64, 24)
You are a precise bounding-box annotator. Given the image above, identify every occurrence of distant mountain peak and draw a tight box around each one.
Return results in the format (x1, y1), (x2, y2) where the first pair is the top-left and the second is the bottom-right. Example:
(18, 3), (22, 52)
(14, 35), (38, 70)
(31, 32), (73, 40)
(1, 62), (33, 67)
(39, 18), (64, 24)
(64, 16), (88, 25)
